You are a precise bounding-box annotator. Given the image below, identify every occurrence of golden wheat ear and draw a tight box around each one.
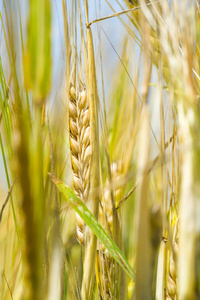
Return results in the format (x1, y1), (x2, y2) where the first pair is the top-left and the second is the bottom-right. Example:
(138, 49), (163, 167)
(167, 221), (179, 300)
(96, 161), (122, 299)
(69, 84), (90, 245)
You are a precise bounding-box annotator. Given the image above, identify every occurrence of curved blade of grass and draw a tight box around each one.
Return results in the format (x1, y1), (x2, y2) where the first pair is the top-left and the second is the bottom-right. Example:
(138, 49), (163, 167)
(49, 173), (135, 281)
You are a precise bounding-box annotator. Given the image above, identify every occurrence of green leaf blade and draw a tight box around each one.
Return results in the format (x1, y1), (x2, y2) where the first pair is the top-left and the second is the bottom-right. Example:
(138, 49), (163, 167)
(50, 174), (135, 281)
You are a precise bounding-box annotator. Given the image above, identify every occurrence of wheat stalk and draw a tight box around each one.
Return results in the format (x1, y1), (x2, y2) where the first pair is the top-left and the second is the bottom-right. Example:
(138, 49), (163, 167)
(69, 84), (91, 245)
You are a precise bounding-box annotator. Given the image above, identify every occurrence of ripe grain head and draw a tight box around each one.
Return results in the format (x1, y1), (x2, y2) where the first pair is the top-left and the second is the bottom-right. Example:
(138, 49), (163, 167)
(69, 85), (91, 245)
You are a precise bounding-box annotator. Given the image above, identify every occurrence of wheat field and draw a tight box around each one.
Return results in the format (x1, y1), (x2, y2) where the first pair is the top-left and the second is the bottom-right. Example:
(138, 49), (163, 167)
(0, 0), (200, 299)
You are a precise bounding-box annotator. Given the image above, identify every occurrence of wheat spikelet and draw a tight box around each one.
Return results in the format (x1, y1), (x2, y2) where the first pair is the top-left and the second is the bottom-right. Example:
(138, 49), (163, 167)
(69, 85), (90, 245)
(96, 162), (122, 299)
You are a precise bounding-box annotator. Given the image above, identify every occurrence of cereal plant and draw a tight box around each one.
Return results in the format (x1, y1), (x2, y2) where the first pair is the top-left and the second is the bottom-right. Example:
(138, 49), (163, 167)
(0, 1), (200, 300)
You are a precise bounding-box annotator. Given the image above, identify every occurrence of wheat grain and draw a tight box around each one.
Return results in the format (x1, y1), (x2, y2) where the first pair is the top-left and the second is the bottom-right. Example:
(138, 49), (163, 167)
(69, 85), (90, 245)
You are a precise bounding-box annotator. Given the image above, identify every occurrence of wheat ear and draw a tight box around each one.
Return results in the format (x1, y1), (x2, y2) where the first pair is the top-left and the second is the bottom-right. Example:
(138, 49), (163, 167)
(96, 162), (122, 299)
(167, 221), (179, 300)
(69, 85), (90, 245)
(167, 241), (178, 300)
